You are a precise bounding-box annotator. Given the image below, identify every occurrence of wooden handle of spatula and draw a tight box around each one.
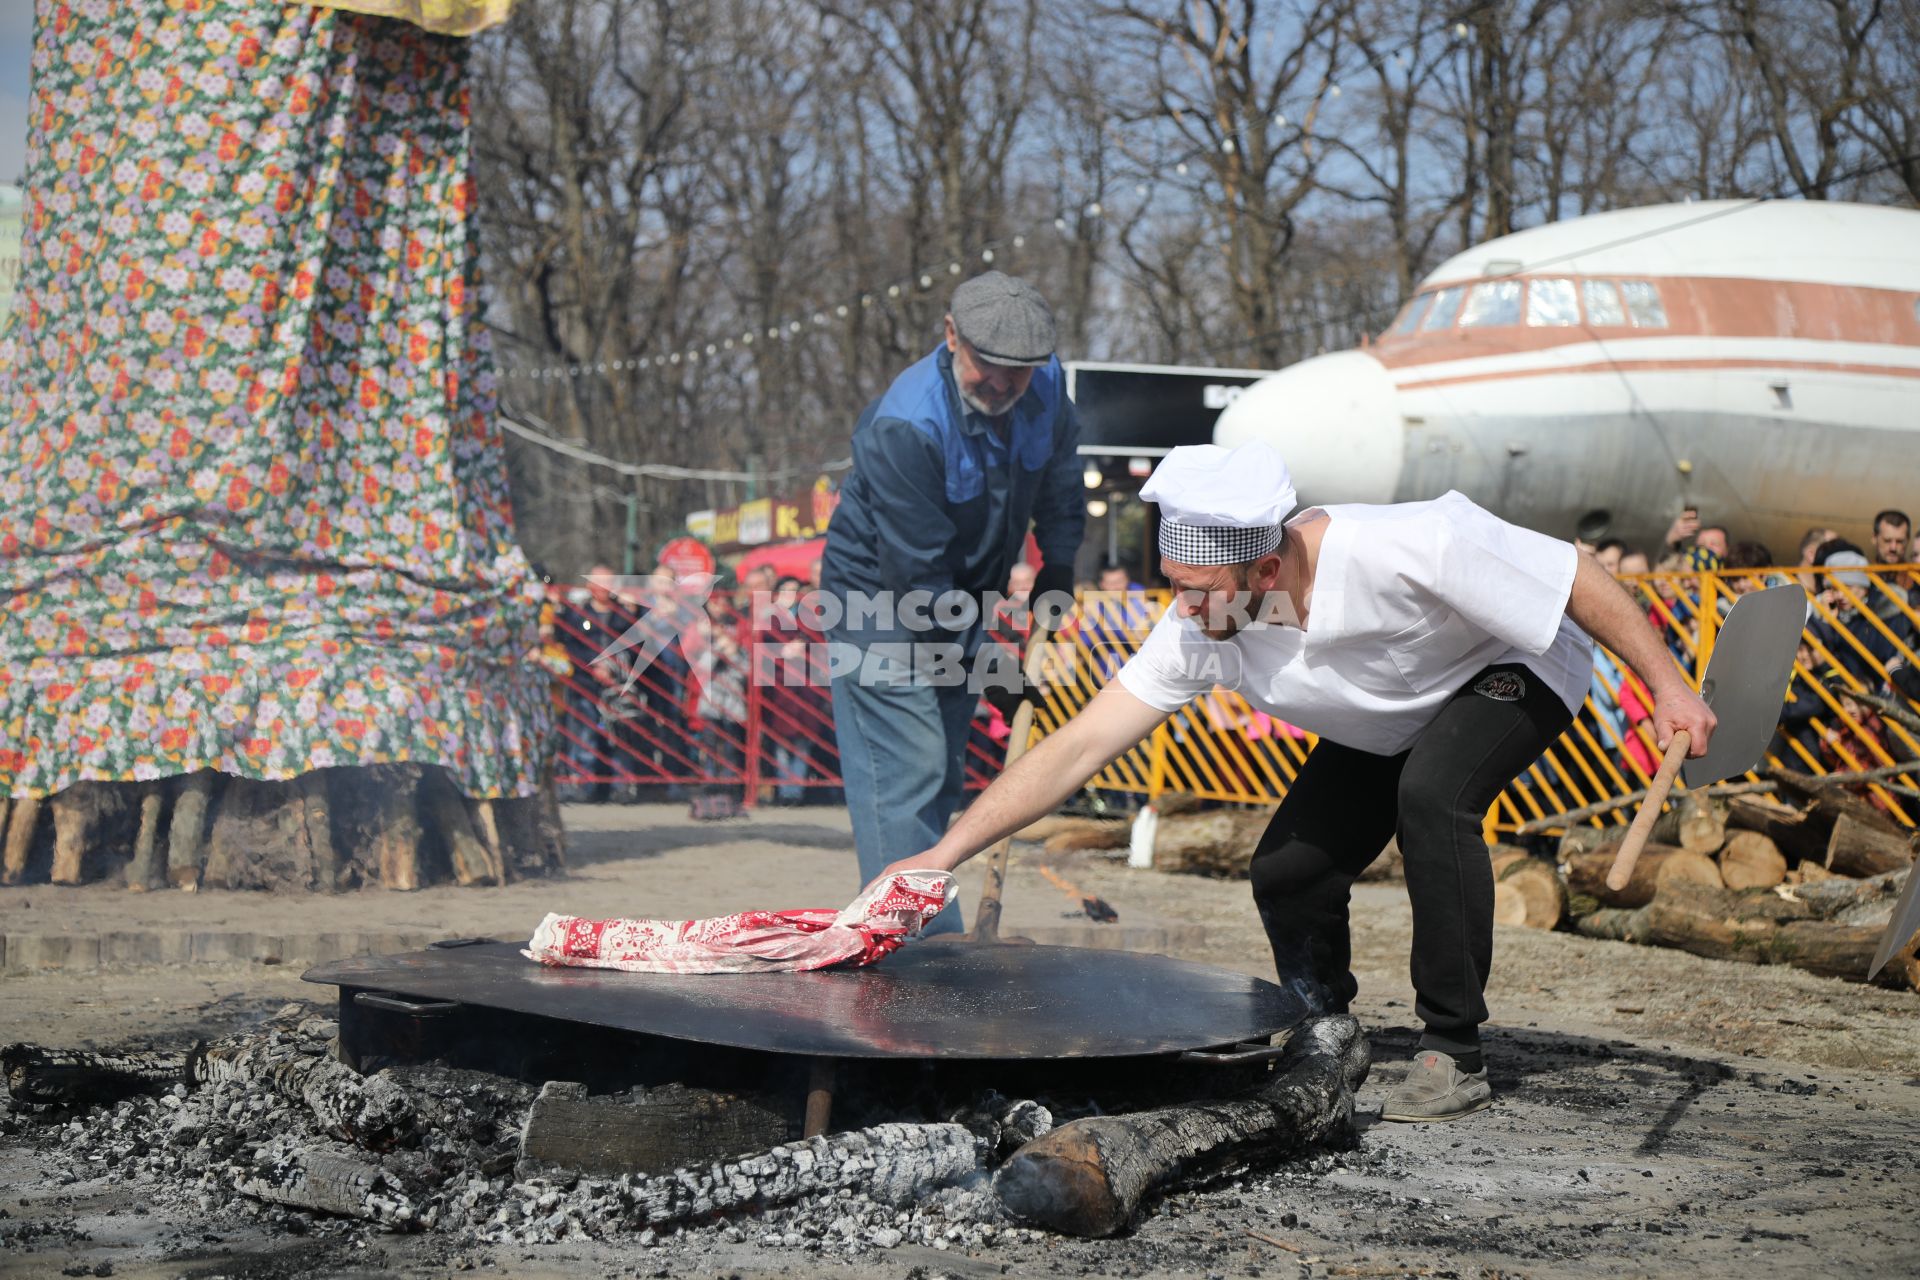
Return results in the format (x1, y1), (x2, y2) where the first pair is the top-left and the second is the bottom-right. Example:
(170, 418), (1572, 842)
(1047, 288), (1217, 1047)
(970, 627), (1053, 944)
(1606, 729), (1690, 892)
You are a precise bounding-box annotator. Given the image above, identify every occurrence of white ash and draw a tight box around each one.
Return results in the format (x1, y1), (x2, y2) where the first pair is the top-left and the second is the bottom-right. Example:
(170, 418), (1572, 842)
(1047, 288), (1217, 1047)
(0, 1002), (1053, 1256)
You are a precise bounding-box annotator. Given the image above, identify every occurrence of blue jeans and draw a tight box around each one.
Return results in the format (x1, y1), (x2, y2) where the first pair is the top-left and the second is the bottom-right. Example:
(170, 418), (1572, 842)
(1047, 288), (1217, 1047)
(830, 662), (975, 936)
(561, 687), (609, 802)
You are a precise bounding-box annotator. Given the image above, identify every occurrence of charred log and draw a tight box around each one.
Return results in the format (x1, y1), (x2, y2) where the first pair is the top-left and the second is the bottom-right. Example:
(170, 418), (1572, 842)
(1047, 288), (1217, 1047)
(517, 1080), (795, 1179)
(992, 1015), (1369, 1238)
(614, 1122), (983, 1226)
(0, 1044), (192, 1106)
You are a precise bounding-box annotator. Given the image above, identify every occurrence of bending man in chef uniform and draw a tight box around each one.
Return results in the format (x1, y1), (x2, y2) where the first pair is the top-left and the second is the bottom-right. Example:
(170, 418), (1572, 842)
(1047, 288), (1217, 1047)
(876, 442), (1716, 1122)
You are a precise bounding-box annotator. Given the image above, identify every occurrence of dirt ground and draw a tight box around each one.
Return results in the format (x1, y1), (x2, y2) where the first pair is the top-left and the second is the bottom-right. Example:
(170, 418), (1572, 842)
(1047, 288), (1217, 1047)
(2, 802), (1917, 1278)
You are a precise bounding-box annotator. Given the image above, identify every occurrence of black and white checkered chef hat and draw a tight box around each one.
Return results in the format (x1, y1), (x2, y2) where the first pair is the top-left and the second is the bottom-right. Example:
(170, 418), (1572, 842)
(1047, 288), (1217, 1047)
(1142, 443), (1297, 566)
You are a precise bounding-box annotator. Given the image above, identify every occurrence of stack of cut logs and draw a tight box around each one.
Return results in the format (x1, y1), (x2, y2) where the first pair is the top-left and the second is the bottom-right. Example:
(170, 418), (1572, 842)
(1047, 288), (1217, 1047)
(1552, 767), (1918, 989)
(1133, 773), (1917, 990)
(0, 766), (565, 891)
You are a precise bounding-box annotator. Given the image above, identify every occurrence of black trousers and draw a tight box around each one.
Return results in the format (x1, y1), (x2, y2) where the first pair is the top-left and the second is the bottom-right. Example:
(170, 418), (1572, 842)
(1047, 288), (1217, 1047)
(1249, 663), (1575, 1058)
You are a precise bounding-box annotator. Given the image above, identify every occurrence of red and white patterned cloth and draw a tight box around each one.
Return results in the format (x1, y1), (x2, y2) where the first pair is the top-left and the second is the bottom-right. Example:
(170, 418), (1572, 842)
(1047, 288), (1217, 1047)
(522, 871), (956, 974)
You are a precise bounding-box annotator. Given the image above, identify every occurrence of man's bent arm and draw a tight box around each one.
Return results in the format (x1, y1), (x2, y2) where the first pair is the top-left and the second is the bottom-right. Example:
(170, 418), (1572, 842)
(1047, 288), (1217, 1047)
(1565, 552), (1717, 755)
(890, 683), (1169, 876)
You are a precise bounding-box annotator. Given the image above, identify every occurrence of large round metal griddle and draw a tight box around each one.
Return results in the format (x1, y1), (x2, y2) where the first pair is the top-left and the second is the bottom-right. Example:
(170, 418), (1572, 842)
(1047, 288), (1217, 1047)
(303, 938), (1308, 1060)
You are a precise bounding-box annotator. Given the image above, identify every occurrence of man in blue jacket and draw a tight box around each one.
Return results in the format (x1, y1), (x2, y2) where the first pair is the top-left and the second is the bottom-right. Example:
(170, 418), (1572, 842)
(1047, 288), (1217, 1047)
(820, 272), (1085, 933)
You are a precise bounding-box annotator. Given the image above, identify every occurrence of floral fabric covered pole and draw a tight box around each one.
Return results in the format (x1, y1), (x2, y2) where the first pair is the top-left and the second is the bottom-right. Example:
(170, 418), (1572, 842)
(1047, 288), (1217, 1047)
(0, 1), (547, 798)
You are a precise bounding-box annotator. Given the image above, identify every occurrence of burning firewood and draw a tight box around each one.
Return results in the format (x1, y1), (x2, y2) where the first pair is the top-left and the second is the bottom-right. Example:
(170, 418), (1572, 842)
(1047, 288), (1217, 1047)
(615, 1122), (984, 1226)
(991, 1015), (1369, 1238)
(230, 1138), (420, 1226)
(4, 1014), (416, 1148)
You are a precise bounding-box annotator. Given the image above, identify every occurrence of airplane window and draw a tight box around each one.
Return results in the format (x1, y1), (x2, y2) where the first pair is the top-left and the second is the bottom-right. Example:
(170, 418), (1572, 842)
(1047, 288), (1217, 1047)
(1583, 279), (1625, 325)
(1620, 280), (1668, 328)
(1420, 286), (1464, 330)
(1526, 278), (1579, 326)
(1391, 293), (1432, 334)
(1459, 279), (1522, 327)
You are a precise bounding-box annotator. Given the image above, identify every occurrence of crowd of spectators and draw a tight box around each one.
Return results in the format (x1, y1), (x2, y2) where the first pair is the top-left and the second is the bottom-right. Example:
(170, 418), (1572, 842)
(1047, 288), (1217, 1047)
(531, 555), (1163, 815)
(1576, 504), (1919, 788)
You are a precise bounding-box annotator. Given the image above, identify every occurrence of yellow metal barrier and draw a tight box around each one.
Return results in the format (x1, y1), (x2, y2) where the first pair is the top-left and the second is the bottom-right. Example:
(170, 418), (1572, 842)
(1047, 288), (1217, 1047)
(1033, 568), (1920, 833)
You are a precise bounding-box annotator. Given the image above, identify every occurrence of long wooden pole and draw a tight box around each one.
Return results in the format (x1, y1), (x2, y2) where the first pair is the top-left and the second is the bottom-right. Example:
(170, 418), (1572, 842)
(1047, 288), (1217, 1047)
(1606, 730), (1690, 892)
(968, 626), (1053, 944)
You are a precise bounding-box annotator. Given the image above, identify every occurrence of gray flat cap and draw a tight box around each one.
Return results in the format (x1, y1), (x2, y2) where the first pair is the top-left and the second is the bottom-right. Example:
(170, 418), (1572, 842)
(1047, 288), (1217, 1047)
(950, 271), (1056, 366)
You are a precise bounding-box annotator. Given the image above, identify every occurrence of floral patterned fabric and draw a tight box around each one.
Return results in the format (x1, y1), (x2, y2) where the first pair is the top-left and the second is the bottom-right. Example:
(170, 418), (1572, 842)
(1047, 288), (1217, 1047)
(0, 0), (547, 799)
(522, 871), (958, 975)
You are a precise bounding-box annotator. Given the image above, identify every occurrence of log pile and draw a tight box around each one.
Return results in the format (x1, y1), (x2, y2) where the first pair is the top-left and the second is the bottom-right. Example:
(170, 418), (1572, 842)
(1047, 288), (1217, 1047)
(1, 1006), (1366, 1250)
(1, 765), (565, 890)
(1548, 770), (1920, 989)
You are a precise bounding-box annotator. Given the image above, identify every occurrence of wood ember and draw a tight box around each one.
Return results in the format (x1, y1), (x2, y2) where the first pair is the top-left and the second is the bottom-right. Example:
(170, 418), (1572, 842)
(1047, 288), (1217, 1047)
(1, 1044), (192, 1106)
(610, 1121), (983, 1227)
(194, 1018), (417, 1149)
(229, 1137), (420, 1226)
(992, 1015), (1369, 1238)
(517, 1079), (794, 1179)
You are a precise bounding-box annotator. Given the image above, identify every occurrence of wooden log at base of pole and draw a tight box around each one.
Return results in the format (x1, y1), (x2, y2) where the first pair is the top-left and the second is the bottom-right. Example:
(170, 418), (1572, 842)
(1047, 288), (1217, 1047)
(2, 796), (41, 886)
(493, 783), (568, 878)
(167, 771), (215, 890)
(1566, 843), (1722, 908)
(50, 783), (118, 885)
(1718, 831), (1788, 891)
(333, 764), (425, 891)
(1493, 856), (1566, 930)
(419, 768), (502, 887)
(992, 1015), (1369, 1238)
(124, 785), (167, 892)
(203, 773), (338, 891)
(1825, 814), (1916, 879)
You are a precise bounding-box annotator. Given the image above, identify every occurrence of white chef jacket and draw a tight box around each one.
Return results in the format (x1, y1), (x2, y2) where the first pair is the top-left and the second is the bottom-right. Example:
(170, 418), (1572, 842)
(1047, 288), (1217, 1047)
(1117, 491), (1591, 756)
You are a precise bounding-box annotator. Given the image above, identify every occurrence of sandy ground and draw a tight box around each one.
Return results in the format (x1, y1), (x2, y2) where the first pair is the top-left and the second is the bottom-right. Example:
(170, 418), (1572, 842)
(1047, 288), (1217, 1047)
(2, 802), (1918, 1278)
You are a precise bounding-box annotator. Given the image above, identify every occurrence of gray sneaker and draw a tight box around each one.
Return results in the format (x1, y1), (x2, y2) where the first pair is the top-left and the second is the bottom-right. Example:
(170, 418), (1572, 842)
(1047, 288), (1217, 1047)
(1380, 1050), (1492, 1122)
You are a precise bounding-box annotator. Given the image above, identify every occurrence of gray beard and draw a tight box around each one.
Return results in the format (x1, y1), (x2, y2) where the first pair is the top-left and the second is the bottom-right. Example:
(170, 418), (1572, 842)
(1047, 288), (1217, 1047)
(959, 385), (1018, 418)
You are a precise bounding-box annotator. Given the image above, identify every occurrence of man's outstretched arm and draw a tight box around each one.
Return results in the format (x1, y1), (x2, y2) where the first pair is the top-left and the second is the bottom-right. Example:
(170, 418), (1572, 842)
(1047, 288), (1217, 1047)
(1565, 552), (1717, 757)
(872, 682), (1170, 880)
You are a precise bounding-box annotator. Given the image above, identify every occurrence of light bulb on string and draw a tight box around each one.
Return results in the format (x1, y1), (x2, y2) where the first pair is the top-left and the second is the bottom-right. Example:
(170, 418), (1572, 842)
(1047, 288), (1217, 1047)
(1012, 234), (1025, 248)
(1086, 498), (1108, 517)
(948, 262), (961, 275)
(836, 304), (848, 317)
(918, 274), (933, 288)
(1083, 463), (1103, 489)
(1175, 162), (1188, 176)
(887, 284), (901, 298)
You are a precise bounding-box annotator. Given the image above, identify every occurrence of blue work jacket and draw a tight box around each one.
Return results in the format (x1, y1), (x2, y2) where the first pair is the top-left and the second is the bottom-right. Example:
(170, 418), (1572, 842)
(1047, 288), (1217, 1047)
(821, 345), (1084, 655)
